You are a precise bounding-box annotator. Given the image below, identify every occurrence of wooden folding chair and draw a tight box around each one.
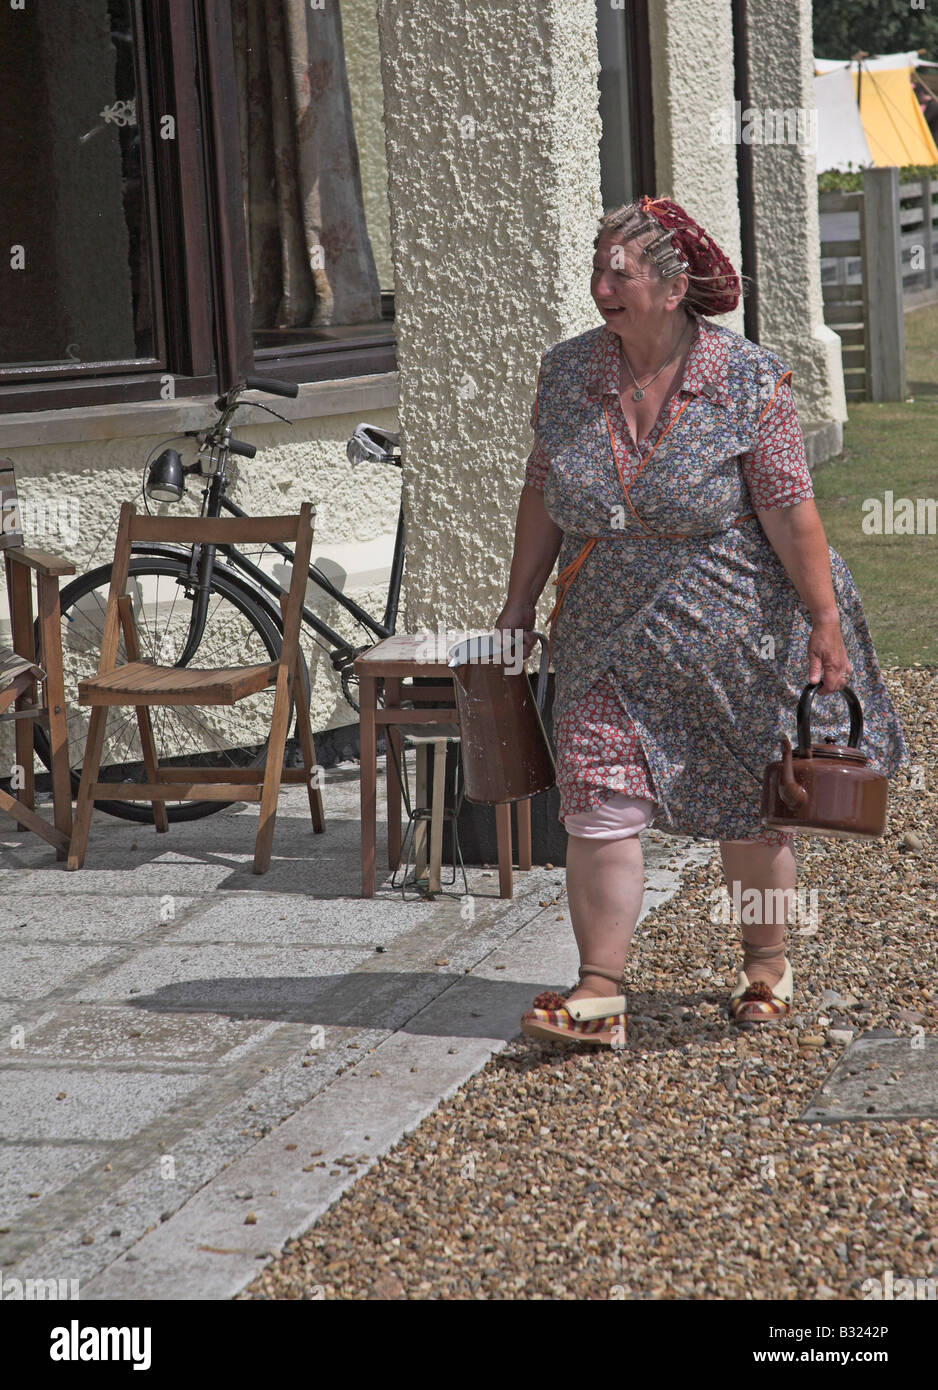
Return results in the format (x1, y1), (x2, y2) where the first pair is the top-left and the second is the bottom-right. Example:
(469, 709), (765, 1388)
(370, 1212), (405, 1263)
(67, 502), (324, 873)
(1, 546), (75, 857)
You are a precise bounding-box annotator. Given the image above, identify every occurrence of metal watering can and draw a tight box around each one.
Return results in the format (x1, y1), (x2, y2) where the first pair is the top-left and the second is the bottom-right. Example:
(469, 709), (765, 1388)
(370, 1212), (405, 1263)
(447, 631), (556, 804)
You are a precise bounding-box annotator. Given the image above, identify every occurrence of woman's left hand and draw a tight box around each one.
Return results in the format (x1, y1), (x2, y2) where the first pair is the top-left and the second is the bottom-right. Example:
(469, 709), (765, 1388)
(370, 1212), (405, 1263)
(807, 614), (851, 693)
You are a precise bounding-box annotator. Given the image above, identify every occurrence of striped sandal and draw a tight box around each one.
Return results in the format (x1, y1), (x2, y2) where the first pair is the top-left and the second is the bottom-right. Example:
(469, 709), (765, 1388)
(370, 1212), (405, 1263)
(728, 959), (794, 1026)
(520, 964), (627, 1047)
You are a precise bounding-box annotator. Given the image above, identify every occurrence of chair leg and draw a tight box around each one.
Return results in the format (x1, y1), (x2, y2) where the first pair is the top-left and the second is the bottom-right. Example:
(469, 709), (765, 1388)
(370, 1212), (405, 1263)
(117, 595), (168, 833)
(292, 656), (325, 834)
(67, 706), (109, 870)
(0, 786), (69, 852)
(132, 703), (170, 833)
(253, 668), (291, 874)
(37, 572), (73, 854)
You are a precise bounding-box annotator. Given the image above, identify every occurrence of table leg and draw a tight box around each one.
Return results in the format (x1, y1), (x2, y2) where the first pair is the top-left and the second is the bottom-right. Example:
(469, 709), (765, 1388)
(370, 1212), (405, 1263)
(360, 674), (377, 897)
(429, 739), (446, 893)
(384, 675), (403, 870)
(517, 797), (532, 870)
(495, 801), (513, 898)
(414, 743), (428, 881)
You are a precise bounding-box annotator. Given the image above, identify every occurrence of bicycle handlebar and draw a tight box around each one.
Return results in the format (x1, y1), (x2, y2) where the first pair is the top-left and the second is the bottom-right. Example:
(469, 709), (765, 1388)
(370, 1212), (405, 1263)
(227, 439), (257, 458)
(244, 375), (299, 399)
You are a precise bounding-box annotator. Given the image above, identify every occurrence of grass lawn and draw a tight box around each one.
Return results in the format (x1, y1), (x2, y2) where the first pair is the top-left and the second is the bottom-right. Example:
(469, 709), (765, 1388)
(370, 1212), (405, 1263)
(810, 298), (938, 666)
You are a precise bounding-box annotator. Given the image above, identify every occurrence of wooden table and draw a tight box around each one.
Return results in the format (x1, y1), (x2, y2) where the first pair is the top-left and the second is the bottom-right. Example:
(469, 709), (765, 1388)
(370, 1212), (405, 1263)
(354, 633), (533, 898)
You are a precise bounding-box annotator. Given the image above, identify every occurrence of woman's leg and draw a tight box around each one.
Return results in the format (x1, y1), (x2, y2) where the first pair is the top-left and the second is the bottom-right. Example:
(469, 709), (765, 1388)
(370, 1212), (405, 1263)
(563, 795), (651, 1001)
(719, 838), (797, 987)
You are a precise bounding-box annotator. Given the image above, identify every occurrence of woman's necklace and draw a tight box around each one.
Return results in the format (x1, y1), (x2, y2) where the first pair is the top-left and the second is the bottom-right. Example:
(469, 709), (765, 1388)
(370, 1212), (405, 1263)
(620, 316), (693, 402)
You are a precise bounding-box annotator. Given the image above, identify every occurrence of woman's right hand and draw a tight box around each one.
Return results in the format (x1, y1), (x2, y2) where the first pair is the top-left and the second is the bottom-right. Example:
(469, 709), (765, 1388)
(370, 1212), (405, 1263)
(494, 600), (538, 661)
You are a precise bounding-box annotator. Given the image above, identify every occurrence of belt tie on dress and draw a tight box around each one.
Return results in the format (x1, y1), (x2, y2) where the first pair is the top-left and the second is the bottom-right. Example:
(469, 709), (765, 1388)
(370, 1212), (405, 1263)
(546, 537), (597, 666)
(545, 515), (757, 667)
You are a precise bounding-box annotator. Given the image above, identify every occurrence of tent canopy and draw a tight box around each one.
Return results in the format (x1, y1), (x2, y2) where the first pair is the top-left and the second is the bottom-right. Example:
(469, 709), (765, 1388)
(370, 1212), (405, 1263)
(814, 50), (938, 171)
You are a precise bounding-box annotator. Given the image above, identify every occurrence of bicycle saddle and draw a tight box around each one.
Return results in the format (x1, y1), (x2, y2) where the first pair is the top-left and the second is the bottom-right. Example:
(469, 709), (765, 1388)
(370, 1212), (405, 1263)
(347, 423), (401, 465)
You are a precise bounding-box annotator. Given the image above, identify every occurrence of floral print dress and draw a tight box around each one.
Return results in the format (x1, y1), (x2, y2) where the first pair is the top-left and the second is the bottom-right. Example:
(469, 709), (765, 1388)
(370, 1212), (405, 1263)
(524, 313), (909, 844)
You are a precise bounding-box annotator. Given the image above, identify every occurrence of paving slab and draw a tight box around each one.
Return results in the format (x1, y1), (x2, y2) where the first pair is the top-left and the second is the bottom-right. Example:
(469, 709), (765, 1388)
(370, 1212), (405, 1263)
(169, 893), (430, 947)
(0, 1145), (109, 1225)
(802, 1034), (938, 1123)
(19, 1005), (263, 1064)
(0, 945), (123, 1002)
(73, 944), (377, 1012)
(0, 895), (196, 945)
(0, 1068), (210, 1142)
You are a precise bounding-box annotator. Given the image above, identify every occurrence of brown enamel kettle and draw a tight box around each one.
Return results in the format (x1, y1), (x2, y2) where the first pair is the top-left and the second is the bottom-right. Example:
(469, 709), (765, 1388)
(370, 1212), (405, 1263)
(761, 683), (887, 840)
(447, 631), (556, 803)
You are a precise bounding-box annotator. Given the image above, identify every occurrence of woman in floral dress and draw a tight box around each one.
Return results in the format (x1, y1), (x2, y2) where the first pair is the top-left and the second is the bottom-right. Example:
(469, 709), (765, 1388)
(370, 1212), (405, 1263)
(495, 195), (908, 1045)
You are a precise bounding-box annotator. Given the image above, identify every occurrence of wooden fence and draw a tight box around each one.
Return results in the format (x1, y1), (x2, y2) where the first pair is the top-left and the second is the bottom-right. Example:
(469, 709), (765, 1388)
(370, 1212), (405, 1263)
(819, 168), (938, 401)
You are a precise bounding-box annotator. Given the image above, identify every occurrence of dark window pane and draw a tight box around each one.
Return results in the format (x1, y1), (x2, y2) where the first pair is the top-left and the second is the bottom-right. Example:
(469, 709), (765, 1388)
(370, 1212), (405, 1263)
(0, 0), (155, 370)
(231, 0), (388, 351)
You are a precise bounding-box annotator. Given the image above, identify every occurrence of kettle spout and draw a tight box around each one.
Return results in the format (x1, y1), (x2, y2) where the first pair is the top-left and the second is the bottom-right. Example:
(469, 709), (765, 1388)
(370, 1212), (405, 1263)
(778, 735), (808, 810)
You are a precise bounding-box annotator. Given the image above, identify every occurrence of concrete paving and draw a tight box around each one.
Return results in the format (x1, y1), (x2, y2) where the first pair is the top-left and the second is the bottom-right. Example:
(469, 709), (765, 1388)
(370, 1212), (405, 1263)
(0, 752), (711, 1300)
(802, 1036), (938, 1124)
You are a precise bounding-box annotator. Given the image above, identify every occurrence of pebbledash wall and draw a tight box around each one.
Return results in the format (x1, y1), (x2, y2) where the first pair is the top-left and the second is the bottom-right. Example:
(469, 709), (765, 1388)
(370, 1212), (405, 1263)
(0, 0), (844, 768)
(389, 0), (846, 638)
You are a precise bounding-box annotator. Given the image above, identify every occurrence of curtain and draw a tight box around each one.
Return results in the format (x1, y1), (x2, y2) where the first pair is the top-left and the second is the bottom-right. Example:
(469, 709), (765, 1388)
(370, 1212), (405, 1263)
(232, 0), (382, 329)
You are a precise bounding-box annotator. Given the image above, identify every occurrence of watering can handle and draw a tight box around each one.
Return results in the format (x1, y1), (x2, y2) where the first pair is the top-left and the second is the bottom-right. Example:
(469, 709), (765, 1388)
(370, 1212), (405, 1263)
(530, 631), (551, 712)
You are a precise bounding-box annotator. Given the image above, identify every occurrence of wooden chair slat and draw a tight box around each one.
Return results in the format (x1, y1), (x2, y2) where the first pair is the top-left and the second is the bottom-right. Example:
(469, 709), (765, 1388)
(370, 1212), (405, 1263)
(78, 661), (276, 704)
(6, 547), (76, 578)
(128, 514), (305, 544)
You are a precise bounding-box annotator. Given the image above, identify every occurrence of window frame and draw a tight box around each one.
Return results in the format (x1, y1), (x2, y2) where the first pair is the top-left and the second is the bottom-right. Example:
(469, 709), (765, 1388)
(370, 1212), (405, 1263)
(596, 0), (655, 208)
(0, 0), (396, 417)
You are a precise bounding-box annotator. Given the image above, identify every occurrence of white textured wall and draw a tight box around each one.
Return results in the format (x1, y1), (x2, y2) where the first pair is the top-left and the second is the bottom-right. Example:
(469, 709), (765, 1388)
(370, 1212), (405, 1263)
(744, 0), (847, 426)
(648, 0), (745, 336)
(376, 0), (603, 635)
(649, 0), (845, 426)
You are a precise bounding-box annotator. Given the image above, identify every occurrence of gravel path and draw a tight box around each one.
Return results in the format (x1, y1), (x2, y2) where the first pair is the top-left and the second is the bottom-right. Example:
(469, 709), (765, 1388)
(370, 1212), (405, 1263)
(242, 667), (937, 1300)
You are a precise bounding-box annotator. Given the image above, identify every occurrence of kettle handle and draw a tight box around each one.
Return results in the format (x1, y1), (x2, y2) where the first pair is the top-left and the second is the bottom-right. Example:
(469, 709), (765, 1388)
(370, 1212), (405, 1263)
(796, 682), (864, 752)
(530, 631), (551, 712)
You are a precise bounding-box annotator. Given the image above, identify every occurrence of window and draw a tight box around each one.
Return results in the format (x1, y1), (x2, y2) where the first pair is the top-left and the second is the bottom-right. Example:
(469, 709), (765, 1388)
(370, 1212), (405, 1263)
(596, 0), (654, 209)
(0, 0), (395, 414)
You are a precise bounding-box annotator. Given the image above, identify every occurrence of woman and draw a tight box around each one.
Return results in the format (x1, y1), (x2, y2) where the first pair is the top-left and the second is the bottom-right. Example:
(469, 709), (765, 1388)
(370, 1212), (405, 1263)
(495, 194), (908, 1044)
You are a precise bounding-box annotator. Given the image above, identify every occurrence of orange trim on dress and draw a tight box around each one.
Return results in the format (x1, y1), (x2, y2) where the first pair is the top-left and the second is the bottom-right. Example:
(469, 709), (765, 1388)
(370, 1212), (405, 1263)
(603, 394), (695, 539)
(759, 370), (793, 424)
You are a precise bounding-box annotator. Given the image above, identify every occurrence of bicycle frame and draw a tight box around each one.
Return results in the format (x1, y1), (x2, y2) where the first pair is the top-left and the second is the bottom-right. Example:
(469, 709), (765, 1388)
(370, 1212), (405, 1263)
(145, 462), (405, 675)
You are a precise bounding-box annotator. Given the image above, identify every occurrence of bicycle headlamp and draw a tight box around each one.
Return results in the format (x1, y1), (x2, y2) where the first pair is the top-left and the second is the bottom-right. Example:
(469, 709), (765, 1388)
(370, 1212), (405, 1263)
(146, 448), (185, 503)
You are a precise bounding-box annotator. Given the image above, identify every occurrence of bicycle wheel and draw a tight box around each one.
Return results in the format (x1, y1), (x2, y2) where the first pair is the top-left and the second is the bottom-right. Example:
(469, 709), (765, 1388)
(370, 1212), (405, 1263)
(33, 555), (307, 823)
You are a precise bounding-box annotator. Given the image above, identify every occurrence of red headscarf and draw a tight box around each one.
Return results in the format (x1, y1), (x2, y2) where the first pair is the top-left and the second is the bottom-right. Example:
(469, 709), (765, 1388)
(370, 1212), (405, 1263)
(638, 194), (741, 315)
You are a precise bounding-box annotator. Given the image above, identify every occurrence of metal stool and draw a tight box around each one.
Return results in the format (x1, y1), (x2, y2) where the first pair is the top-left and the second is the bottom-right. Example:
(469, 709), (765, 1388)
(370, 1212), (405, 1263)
(387, 721), (468, 899)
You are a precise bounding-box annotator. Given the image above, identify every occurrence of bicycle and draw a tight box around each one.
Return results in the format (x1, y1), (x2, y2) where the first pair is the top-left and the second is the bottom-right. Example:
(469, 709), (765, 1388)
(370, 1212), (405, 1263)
(33, 375), (404, 823)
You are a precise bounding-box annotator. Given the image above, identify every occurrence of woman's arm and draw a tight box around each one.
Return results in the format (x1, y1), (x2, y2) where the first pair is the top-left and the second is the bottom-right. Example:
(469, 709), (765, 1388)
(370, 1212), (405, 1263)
(505, 484), (564, 606)
(756, 498), (851, 693)
(495, 484), (564, 656)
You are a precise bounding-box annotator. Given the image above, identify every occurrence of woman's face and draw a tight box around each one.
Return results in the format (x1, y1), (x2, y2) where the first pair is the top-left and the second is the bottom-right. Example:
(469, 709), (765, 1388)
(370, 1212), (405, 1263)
(590, 233), (681, 332)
